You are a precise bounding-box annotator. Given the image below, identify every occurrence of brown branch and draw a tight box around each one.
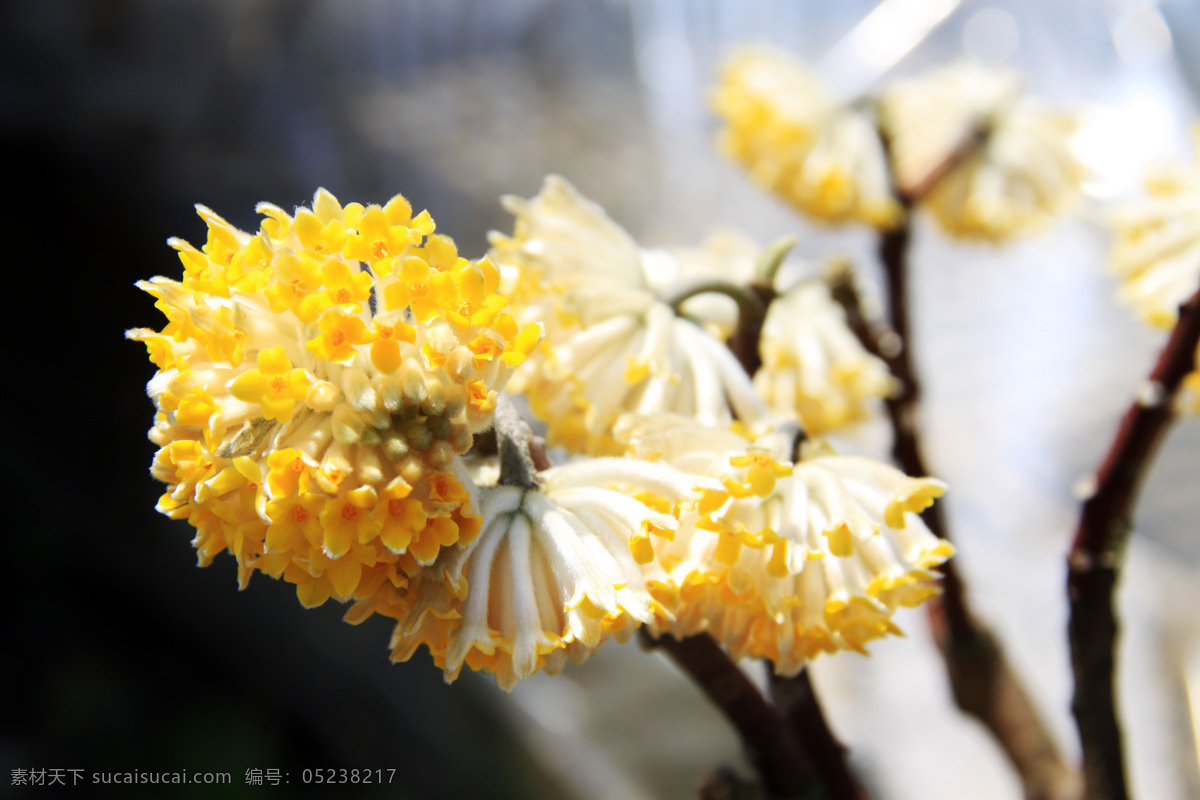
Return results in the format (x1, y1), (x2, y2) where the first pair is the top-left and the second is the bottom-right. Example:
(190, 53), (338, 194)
(770, 670), (871, 800)
(727, 282), (777, 378)
(826, 243), (1078, 800)
(640, 630), (812, 798)
(1068, 287), (1200, 800)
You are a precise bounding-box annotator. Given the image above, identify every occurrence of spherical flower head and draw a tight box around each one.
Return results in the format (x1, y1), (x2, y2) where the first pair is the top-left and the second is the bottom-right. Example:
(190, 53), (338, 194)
(489, 175), (767, 455)
(619, 415), (952, 675)
(712, 47), (902, 229)
(1109, 126), (1200, 330)
(385, 457), (713, 691)
(880, 62), (1084, 242)
(754, 281), (895, 433)
(128, 189), (540, 611)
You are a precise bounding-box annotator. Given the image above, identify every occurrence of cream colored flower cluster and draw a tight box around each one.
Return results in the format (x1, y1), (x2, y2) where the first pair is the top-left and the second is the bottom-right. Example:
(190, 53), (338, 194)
(133, 179), (950, 690)
(1110, 129), (1200, 329)
(712, 48), (901, 229)
(713, 50), (1084, 242)
(490, 176), (769, 455)
(618, 416), (951, 674)
(1109, 128), (1200, 411)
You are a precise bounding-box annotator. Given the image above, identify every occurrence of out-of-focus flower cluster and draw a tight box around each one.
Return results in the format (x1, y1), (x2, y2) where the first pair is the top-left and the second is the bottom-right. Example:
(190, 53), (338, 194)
(712, 48), (901, 230)
(1109, 127), (1200, 411)
(713, 50), (1085, 242)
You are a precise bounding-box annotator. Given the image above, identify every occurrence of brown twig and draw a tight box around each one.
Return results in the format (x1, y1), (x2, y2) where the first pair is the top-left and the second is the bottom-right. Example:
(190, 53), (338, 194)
(770, 670), (870, 800)
(640, 630), (812, 798)
(1068, 287), (1200, 800)
(826, 246), (1077, 800)
(727, 282), (777, 377)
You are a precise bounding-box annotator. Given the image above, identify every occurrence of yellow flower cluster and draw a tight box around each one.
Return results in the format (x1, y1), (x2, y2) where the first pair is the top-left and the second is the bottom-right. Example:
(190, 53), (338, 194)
(129, 190), (539, 610)
(1110, 128), (1200, 329)
(618, 415), (953, 674)
(712, 47), (902, 229)
(754, 282), (895, 433)
(1109, 128), (1200, 412)
(879, 62), (1084, 242)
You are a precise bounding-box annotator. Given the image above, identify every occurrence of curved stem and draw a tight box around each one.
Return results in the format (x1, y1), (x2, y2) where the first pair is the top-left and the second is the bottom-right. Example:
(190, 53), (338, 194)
(1069, 287), (1200, 800)
(664, 278), (766, 323)
(770, 670), (870, 800)
(494, 394), (538, 489)
(755, 235), (798, 285)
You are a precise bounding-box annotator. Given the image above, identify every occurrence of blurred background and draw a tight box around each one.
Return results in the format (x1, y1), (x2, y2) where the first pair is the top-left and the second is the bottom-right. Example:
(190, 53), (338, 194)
(5, 0), (1200, 797)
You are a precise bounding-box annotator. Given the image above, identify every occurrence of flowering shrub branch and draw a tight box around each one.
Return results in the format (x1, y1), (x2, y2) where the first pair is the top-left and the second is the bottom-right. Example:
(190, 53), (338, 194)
(126, 36), (1200, 800)
(828, 225), (1077, 800)
(1069, 286), (1200, 800)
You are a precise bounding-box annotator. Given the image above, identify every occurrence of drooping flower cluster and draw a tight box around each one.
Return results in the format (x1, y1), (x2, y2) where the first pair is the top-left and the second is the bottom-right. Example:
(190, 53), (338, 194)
(879, 61), (1085, 242)
(490, 176), (768, 455)
(387, 455), (715, 690)
(618, 415), (953, 675)
(713, 50), (1083, 242)
(712, 47), (902, 229)
(129, 190), (540, 609)
(1108, 127), (1200, 412)
(754, 281), (894, 433)
(1110, 127), (1200, 329)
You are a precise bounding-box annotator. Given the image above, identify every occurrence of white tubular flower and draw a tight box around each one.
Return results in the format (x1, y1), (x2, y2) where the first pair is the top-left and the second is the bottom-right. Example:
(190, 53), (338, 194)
(1110, 128), (1200, 329)
(880, 62), (1083, 241)
(754, 281), (894, 434)
(644, 229), (760, 341)
(923, 103), (1083, 242)
(879, 61), (1021, 195)
(712, 47), (902, 229)
(620, 416), (952, 675)
(490, 175), (768, 455)
(388, 457), (712, 691)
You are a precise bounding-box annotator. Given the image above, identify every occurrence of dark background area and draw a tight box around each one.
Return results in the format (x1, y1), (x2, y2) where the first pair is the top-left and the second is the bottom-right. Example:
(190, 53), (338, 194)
(0, 2), (622, 797)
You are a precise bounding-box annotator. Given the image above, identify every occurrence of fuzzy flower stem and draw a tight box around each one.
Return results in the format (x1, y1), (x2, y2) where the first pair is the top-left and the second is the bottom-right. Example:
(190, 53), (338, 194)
(640, 630), (813, 797)
(828, 223), (1076, 800)
(726, 282), (777, 378)
(754, 235), (798, 285)
(664, 278), (767, 326)
(1069, 286), (1200, 800)
(770, 670), (872, 800)
(495, 394), (538, 489)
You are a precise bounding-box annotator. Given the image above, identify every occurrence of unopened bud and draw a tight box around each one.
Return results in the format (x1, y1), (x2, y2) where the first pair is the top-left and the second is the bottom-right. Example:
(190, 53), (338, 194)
(401, 364), (426, 406)
(374, 373), (404, 413)
(306, 380), (340, 412)
(403, 420), (433, 453)
(422, 377), (447, 415)
(449, 424), (474, 454)
(428, 440), (455, 470)
(342, 368), (376, 411)
(331, 403), (365, 444)
(382, 430), (409, 461)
